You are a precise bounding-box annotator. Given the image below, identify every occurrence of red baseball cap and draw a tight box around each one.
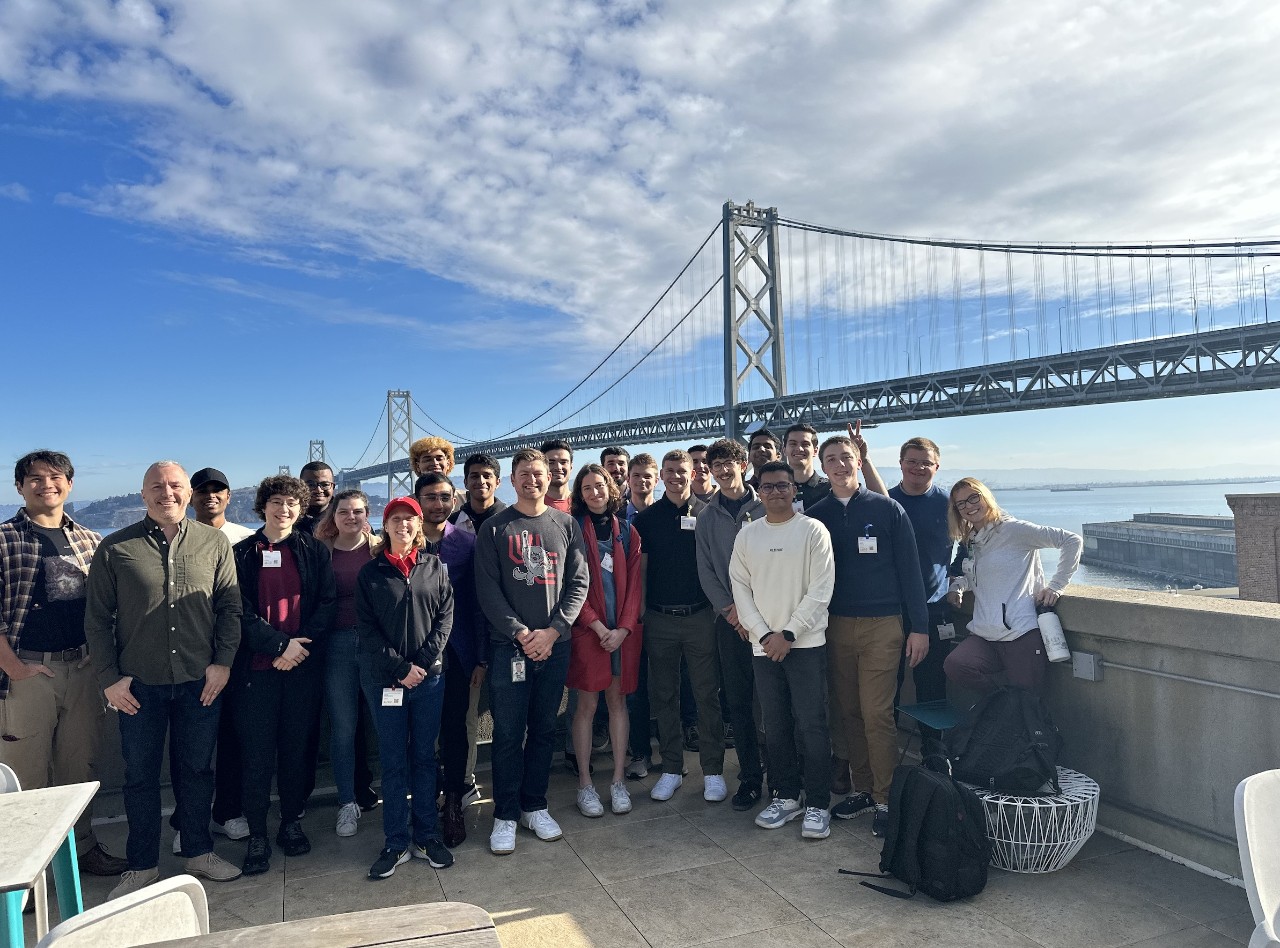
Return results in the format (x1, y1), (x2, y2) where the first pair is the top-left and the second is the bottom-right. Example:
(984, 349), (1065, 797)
(382, 497), (422, 520)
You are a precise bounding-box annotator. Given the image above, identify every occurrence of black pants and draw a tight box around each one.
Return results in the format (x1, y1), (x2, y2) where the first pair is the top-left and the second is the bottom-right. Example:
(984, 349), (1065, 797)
(439, 649), (471, 795)
(894, 602), (953, 741)
(753, 646), (832, 810)
(232, 663), (325, 837)
(715, 616), (762, 788)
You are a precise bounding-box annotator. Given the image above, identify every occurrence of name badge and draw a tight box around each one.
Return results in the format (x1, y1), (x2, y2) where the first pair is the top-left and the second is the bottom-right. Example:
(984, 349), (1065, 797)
(262, 549), (282, 568)
(792, 500), (805, 514)
(600, 552), (614, 573)
(680, 516), (697, 531)
(857, 536), (878, 554)
(937, 622), (957, 641)
(381, 687), (403, 707)
(511, 656), (527, 682)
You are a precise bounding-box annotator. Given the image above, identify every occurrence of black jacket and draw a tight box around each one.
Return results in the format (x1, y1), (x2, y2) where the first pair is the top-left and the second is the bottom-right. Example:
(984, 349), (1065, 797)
(355, 549), (454, 688)
(231, 529), (337, 669)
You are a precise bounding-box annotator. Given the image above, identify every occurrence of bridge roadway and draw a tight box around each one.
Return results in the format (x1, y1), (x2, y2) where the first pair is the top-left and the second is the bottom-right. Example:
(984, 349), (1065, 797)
(338, 321), (1280, 485)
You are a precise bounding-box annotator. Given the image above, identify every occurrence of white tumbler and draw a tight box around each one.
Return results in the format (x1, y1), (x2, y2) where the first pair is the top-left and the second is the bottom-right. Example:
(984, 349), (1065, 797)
(1036, 605), (1071, 663)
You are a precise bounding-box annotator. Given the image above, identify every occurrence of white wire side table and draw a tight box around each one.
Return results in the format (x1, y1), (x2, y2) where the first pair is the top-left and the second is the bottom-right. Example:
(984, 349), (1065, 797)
(966, 767), (1100, 873)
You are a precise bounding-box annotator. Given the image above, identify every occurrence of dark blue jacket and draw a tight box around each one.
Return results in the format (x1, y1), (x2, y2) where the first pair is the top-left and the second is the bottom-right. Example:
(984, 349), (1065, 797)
(807, 488), (929, 634)
(437, 522), (488, 672)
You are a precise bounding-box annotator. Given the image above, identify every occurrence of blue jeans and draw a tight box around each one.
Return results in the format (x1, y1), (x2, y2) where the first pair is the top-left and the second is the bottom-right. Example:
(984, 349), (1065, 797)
(489, 638), (570, 821)
(363, 672), (445, 851)
(325, 628), (362, 806)
(118, 678), (221, 869)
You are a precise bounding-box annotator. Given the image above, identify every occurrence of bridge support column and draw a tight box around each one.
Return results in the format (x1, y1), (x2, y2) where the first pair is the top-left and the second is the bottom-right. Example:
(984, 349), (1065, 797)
(723, 200), (786, 441)
(386, 390), (413, 500)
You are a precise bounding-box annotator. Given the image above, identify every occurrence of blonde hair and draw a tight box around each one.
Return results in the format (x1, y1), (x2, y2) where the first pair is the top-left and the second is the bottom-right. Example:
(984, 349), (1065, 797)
(947, 477), (1005, 541)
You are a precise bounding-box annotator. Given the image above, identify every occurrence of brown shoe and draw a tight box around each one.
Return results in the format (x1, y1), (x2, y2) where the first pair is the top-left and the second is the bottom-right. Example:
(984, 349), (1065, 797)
(79, 842), (129, 877)
(442, 794), (466, 849)
(831, 756), (852, 797)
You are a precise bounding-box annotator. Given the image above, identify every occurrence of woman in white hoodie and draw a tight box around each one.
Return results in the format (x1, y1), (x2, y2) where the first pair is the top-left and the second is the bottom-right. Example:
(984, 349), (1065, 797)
(943, 477), (1082, 696)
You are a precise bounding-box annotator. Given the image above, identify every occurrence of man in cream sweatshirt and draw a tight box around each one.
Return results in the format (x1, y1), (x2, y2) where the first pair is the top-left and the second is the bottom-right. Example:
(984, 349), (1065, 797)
(729, 461), (836, 840)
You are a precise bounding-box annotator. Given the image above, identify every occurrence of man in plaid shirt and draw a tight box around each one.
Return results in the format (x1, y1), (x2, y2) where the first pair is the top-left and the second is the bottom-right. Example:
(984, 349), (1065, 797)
(0, 450), (127, 875)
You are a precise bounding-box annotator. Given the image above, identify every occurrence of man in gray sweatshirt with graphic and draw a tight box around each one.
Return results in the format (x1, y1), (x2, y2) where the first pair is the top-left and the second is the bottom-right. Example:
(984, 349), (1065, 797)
(475, 448), (589, 856)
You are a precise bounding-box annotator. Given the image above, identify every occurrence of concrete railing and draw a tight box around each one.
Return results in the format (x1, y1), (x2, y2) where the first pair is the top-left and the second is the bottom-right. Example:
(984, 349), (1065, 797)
(1049, 585), (1280, 878)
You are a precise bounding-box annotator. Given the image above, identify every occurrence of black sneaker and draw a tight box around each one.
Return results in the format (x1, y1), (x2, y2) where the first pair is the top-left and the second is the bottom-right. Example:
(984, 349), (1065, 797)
(276, 820), (311, 857)
(832, 791), (877, 820)
(369, 847), (409, 879)
(356, 786), (381, 812)
(871, 804), (889, 837)
(412, 838), (454, 869)
(682, 725), (699, 753)
(242, 835), (272, 876)
(731, 783), (761, 812)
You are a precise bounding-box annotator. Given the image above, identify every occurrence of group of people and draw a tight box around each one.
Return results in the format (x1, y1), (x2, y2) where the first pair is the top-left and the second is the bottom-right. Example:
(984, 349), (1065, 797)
(0, 425), (1083, 899)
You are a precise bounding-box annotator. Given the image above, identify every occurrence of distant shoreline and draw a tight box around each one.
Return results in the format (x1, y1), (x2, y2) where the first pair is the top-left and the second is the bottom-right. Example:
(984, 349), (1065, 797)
(993, 476), (1279, 492)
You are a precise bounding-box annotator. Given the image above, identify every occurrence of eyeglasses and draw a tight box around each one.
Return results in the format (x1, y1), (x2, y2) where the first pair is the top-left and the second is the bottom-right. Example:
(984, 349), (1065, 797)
(758, 482), (796, 495)
(417, 493), (454, 504)
(953, 494), (984, 510)
(901, 458), (937, 469)
(304, 481), (335, 492)
(710, 460), (740, 473)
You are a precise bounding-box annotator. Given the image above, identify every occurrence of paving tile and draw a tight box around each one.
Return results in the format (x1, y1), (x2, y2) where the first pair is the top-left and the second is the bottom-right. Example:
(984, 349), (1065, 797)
(487, 883), (648, 948)
(1072, 847), (1251, 925)
(1121, 923), (1250, 947)
(1069, 830), (1135, 862)
(693, 919), (843, 948)
(564, 812), (732, 885)
(1204, 912), (1258, 945)
(681, 804), (799, 859)
(972, 862), (1194, 948)
(606, 860), (805, 948)
(283, 861), (444, 921)
(437, 832), (597, 906)
(282, 823), (383, 880)
(815, 899), (1041, 948)
(739, 830), (890, 919)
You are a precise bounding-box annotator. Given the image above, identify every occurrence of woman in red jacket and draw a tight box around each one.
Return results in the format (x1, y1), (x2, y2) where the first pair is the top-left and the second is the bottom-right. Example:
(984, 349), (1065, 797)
(568, 464), (643, 818)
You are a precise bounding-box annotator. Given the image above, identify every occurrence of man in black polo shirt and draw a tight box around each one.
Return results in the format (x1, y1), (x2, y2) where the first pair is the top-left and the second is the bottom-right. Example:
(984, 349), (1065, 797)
(633, 449), (725, 803)
(784, 423), (831, 512)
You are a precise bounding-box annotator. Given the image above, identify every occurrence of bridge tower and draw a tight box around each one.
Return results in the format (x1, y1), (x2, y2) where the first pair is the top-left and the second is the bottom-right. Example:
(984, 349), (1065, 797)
(277, 465), (291, 476)
(722, 200), (787, 441)
(309, 440), (326, 464)
(386, 390), (413, 500)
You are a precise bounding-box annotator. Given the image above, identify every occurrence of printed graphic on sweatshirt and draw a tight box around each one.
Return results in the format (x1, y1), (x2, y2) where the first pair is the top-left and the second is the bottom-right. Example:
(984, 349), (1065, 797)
(509, 529), (558, 586)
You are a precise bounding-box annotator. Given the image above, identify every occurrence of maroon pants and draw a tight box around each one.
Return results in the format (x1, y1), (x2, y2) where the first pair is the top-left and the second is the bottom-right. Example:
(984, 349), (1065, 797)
(943, 630), (1047, 695)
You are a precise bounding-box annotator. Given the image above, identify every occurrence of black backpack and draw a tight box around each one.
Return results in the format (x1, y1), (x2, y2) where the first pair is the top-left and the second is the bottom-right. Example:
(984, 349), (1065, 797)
(841, 762), (990, 901)
(947, 687), (1063, 795)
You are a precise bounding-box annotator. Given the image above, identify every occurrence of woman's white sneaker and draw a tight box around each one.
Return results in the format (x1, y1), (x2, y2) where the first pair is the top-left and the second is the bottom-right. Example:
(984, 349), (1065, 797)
(610, 781), (633, 814)
(577, 786), (605, 818)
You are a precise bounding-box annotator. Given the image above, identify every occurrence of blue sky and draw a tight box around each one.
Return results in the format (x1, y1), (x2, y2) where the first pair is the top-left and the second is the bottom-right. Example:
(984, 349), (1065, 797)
(4, 1), (1280, 500)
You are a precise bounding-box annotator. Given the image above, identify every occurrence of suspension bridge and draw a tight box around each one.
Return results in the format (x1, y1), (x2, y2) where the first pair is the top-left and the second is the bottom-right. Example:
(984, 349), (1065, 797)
(309, 201), (1280, 497)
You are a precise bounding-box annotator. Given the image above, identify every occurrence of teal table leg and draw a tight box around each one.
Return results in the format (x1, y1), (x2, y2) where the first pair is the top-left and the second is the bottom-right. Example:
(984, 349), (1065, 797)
(2, 890), (24, 948)
(50, 832), (83, 921)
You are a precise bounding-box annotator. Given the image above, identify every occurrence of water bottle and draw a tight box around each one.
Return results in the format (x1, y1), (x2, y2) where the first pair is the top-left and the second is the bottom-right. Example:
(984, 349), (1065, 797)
(1036, 604), (1071, 663)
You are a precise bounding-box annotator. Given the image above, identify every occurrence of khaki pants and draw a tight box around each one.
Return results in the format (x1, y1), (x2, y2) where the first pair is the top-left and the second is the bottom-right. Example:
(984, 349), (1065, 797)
(827, 615), (904, 804)
(0, 654), (104, 846)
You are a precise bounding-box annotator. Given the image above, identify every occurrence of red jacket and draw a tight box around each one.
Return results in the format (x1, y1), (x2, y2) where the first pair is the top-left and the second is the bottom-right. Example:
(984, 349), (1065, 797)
(569, 514), (644, 693)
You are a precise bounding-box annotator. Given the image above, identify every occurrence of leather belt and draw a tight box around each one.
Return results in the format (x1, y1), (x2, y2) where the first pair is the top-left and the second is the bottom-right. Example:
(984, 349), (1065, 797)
(652, 602), (710, 618)
(18, 645), (88, 663)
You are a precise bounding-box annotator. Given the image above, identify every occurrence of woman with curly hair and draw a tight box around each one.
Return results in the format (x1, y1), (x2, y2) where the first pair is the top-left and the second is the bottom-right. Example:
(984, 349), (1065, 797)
(567, 463), (643, 818)
(229, 475), (336, 876)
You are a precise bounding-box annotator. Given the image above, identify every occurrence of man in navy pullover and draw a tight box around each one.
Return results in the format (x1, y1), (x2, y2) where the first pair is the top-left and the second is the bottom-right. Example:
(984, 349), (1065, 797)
(807, 435), (928, 838)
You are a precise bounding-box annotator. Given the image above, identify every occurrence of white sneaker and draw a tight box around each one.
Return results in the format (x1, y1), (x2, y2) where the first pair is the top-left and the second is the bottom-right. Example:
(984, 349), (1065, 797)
(211, 817), (249, 840)
(576, 786), (604, 818)
(610, 781), (632, 814)
(703, 775), (728, 802)
(461, 783), (482, 807)
(650, 772), (683, 801)
(755, 797), (804, 829)
(801, 806), (831, 839)
(519, 808), (563, 841)
(490, 819), (517, 855)
(336, 802), (360, 837)
(171, 832), (181, 855)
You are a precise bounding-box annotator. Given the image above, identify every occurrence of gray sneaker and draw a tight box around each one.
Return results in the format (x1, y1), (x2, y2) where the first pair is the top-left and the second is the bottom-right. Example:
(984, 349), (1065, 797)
(801, 807), (831, 839)
(185, 851), (243, 882)
(108, 867), (159, 901)
(336, 801), (361, 837)
(755, 797), (804, 829)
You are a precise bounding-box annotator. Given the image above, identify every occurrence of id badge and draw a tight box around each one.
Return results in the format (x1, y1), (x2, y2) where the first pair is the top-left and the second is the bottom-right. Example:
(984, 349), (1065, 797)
(262, 549), (282, 568)
(511, 656), (527, 682)
(381, 687), (403, 707)
(937, 622), (957, 641)
(680, 515), (697, 531)
(857, 536), (878, 554)
(792, 500), (805, 514)
(600, 552), (614, 573)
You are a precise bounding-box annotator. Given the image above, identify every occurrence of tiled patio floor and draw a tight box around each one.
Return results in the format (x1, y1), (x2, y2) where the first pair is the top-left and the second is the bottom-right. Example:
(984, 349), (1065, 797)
(53, 750), (1255, 948)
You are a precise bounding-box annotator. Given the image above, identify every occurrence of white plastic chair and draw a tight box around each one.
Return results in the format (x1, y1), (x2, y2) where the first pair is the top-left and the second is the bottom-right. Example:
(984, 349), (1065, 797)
(0, 762), (51, 938)
(1236, 770), (1280, 948)
(35, 874), (208, 947)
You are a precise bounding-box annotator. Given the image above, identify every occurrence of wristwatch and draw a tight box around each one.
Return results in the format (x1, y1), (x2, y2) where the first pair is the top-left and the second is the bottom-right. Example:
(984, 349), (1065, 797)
(780, 630), (796, 642)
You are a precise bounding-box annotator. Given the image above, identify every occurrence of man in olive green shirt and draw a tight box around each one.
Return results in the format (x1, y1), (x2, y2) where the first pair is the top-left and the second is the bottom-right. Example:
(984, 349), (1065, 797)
(85, 461), (244, 899)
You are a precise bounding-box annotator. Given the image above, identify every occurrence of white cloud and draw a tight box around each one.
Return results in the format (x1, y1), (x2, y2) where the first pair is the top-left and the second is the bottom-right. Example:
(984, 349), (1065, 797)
(3, 0), (1280, 336)
(0, 181), (31, 201)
